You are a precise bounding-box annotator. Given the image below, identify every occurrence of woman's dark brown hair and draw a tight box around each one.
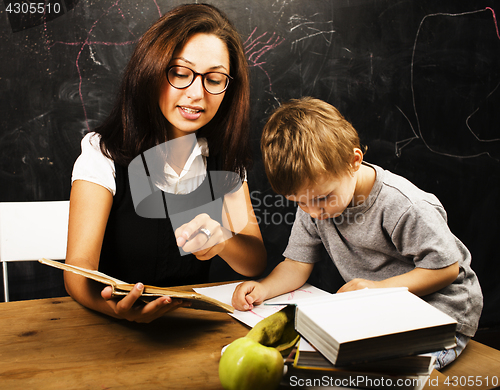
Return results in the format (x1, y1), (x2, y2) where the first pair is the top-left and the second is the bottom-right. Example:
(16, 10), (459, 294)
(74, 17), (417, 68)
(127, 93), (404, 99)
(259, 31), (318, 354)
(95, 3), (251, 178)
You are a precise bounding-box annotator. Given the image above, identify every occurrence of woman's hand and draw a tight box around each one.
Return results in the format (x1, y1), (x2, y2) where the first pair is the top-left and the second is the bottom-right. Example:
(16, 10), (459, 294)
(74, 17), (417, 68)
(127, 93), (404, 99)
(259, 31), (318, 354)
(175, 213), (231, 260)
(101, 283), (187, 323)
(173, 182), (266, 277)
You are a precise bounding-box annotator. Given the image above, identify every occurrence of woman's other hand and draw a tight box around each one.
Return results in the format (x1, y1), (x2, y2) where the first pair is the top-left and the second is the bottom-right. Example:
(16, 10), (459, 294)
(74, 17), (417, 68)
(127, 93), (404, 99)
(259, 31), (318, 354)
(101, 284), (187, 323)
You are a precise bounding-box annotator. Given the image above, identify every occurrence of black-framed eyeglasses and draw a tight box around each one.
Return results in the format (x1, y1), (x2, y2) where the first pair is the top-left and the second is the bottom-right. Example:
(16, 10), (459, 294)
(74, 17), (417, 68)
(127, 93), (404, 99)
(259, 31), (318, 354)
(166, 65), (232, 95)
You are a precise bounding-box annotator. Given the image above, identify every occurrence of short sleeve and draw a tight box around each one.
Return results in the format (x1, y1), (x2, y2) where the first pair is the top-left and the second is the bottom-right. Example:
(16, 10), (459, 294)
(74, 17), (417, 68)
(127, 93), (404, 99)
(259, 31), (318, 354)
(283, 207), (324, 263)
(71, 132), (116, 195)
(391, 200), (467, 269)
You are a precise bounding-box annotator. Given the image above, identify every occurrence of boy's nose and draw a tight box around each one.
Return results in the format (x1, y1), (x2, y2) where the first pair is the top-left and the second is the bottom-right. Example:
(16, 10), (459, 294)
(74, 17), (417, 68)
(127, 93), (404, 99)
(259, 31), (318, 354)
(301, 205), (323, 219)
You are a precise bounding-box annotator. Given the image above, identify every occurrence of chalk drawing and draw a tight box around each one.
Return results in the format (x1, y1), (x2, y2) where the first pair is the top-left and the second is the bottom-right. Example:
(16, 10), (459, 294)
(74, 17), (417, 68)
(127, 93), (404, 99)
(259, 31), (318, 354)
(49, 0), (157, 131)
(44, 1), (284, 130)
(289, 13), (336, 49)
(244, 27), (285, 93)
(397, 7), (500, 159)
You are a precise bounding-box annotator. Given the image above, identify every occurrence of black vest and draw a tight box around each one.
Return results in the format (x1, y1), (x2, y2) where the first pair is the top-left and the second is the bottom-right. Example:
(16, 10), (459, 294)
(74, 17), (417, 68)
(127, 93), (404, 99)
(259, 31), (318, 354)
(99, 156), (228, 287)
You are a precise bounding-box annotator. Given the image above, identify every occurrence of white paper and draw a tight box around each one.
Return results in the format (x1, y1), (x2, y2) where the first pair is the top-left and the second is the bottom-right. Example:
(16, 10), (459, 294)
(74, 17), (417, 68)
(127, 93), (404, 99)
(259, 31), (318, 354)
(193, 282), (332, 328)
(297, 337), (316, 352)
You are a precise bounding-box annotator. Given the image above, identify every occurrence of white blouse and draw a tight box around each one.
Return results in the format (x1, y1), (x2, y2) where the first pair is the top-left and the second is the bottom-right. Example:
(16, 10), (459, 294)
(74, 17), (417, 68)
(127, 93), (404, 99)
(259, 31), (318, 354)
(71, 132), (210, 196)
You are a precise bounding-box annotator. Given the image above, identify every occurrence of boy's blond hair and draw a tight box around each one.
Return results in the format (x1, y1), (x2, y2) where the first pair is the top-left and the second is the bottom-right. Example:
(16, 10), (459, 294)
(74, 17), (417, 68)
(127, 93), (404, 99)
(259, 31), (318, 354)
(261, 97), (364, 196)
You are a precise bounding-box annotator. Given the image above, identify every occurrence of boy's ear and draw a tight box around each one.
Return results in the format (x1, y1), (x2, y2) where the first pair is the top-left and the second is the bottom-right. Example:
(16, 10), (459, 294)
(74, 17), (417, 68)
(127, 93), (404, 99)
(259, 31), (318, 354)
(351, 148), (364, 172)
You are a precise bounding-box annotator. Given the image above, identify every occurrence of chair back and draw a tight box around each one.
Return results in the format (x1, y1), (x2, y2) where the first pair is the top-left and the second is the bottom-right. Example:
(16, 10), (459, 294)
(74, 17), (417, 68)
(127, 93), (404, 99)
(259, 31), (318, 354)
(0, 201), (69, 301)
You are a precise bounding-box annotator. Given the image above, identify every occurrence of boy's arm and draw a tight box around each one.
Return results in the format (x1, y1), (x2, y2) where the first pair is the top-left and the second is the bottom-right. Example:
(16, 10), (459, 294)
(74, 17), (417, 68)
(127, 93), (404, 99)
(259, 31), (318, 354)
(337, 262), (459, 296)
(232, 258), (314, 310)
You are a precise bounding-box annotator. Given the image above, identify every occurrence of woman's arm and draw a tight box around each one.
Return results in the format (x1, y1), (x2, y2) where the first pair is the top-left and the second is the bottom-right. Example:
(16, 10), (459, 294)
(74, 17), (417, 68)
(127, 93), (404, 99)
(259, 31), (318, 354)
(65, 180), (183, 322)
(64, 180), (114, 313)
(216, 182), (267, 276)
(337, 262), (459, 296)
(176, 182), (267, 277)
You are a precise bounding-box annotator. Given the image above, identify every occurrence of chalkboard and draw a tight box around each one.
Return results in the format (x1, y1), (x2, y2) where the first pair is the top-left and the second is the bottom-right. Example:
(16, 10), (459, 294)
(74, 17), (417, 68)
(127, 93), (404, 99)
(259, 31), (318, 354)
(1, 0), (499, 329)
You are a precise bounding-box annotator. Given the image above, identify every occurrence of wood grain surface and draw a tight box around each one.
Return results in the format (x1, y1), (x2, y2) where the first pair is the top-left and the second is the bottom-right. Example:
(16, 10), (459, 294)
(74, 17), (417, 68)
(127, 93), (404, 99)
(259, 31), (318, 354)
(0, 297), (247, 389)
(1, 296), (499, 389)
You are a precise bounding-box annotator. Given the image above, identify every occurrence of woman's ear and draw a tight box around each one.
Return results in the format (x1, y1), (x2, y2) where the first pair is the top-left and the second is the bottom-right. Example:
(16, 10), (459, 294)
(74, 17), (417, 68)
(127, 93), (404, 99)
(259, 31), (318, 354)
(351, 148), (364, 172)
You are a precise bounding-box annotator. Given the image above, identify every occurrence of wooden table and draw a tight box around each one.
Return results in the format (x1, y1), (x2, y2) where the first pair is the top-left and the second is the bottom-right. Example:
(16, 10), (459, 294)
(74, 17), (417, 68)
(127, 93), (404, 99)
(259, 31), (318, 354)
(1, 296), (499, 389)
(436, 340), (500, 390)
(0, 296), (248, 389)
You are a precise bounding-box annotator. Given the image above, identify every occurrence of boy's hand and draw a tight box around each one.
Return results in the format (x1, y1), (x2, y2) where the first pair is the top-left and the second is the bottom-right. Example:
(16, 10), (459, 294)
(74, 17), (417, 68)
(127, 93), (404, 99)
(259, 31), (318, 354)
(337, 278), (380, 293)
(337, 264), (459, 297)
(232, 281), (269, 311)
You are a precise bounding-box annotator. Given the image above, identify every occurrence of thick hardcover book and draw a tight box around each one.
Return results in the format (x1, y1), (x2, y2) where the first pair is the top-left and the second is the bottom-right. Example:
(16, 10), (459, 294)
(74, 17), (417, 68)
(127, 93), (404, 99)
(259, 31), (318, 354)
(39, 258), (234, 313)
(271, 287), (457, 366)
(291, 338), (436, 375)
(284, 342), (435, 390)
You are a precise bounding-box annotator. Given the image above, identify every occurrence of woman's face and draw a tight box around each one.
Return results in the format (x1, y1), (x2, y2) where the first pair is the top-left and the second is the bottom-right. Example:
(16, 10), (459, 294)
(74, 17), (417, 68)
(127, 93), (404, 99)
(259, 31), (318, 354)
(159, 33), (230, 139)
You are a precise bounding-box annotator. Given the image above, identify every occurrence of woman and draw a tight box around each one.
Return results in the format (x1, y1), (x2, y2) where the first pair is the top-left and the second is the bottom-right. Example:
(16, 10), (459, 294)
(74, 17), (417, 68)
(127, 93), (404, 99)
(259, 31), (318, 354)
(65, 4), (267, 323)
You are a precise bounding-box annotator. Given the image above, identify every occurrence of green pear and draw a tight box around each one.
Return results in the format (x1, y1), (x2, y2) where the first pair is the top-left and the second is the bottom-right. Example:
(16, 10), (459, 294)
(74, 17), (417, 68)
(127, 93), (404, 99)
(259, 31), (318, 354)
(246, 305), (299, 355)
(219, 337), (284, 390)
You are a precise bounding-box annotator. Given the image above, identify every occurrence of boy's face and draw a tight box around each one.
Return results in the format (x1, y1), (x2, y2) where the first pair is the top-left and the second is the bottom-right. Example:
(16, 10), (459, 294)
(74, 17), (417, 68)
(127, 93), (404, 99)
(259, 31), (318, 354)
(286, 172), (357, 220)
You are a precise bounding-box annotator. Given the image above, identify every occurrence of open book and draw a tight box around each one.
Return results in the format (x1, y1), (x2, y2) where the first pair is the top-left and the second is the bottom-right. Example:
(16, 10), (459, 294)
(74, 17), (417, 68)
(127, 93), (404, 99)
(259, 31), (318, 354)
(268, 287), (457, 366)
(39, 258), (234, 313)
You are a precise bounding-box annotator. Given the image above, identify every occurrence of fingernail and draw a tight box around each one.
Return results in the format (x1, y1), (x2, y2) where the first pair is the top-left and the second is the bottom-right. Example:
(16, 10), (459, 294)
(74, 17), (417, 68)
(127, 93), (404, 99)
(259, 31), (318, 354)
(136, 283), (144, 291)
(176, 237), (184, 246)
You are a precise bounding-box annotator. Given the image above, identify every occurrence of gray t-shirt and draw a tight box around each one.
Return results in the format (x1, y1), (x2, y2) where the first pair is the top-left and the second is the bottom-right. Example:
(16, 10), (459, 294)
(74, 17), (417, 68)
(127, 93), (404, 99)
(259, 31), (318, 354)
(283, 163), (483, 337)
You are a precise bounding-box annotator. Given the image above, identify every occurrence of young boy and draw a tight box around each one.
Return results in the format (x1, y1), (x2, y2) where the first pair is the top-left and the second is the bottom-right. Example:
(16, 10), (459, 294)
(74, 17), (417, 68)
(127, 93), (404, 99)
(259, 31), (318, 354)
(232, 97), (483, 369)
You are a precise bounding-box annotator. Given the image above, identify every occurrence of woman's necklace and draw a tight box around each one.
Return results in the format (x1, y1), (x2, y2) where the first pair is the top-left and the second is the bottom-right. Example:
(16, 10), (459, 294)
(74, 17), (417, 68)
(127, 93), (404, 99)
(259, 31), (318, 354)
(166, 156), (190, 175)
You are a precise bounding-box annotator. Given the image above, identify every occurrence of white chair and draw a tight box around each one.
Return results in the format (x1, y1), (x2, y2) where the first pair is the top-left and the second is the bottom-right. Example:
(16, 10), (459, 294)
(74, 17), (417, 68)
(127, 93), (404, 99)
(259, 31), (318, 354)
(0, 201), (69, 302)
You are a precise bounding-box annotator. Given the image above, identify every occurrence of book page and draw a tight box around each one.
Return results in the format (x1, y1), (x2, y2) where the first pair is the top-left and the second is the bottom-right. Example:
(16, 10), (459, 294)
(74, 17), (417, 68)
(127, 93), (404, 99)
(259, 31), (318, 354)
(39, 258), (126, 285)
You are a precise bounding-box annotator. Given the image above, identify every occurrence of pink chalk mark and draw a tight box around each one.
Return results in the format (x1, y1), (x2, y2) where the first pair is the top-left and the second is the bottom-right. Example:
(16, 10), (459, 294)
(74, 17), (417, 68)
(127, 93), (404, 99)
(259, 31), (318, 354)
(249, 310), (265, 320)
(47, 0), (162, 131)
(287, 288), (313, 300)
(248, 305), (282, 320)
(486, 7), (500, 41)
(243, 27), (285, 92)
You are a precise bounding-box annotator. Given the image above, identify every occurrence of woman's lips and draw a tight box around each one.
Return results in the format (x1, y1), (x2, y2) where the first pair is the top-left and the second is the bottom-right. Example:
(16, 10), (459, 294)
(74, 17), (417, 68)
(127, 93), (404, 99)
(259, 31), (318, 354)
(178, 106), (203, 120)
